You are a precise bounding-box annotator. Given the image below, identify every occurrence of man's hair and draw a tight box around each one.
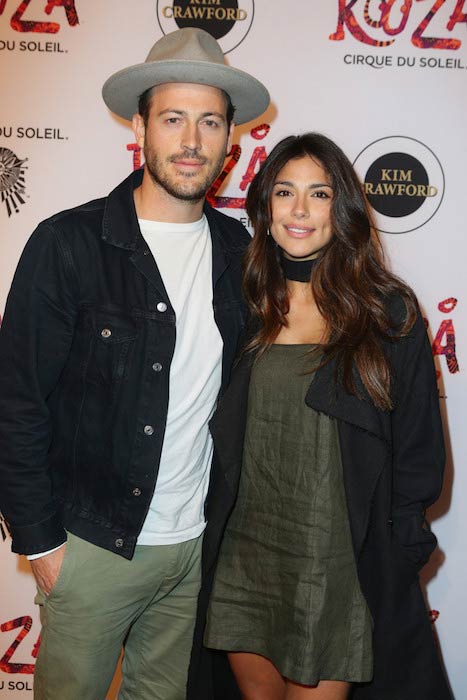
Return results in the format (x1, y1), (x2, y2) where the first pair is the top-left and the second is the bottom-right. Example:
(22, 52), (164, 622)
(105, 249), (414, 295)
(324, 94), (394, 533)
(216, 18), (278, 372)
(138, 86), (235, 129)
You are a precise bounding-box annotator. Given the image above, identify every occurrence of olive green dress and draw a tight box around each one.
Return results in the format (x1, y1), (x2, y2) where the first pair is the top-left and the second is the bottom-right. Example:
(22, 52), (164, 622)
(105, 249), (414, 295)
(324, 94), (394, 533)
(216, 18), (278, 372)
(205, 344), (373, 685)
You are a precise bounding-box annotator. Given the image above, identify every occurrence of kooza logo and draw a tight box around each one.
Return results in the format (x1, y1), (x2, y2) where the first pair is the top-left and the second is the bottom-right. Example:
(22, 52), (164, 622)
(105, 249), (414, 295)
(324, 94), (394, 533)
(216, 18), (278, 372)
(0, 0), (79, 33)
(330, 0), (466, 50)
(157, 0), (254, 53)
(0, 147), (28, 217)
(353, 136), (444, 234)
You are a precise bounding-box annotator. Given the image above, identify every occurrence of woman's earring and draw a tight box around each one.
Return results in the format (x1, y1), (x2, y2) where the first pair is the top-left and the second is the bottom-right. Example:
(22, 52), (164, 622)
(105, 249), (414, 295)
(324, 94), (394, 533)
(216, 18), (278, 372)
(267, 229), (270, 236)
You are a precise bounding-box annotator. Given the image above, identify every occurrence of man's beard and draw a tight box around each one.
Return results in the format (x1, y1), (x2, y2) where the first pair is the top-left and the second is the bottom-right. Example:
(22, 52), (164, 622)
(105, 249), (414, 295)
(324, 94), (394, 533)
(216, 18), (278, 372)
(144, 145), (226, 202)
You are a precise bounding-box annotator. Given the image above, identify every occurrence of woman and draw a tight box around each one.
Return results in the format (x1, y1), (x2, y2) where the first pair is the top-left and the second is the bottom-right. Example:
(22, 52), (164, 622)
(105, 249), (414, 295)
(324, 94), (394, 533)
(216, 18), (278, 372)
(203, 134), (452, 699)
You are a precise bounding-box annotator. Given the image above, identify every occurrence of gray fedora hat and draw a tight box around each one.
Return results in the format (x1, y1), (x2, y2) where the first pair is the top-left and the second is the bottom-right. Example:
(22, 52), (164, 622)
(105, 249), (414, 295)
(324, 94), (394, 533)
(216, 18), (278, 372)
(102, 28), (270, 125)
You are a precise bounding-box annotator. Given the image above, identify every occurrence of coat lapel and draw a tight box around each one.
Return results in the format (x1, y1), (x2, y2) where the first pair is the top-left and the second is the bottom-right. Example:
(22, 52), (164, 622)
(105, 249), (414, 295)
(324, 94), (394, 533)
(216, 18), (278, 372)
(305, 357), (391, 444)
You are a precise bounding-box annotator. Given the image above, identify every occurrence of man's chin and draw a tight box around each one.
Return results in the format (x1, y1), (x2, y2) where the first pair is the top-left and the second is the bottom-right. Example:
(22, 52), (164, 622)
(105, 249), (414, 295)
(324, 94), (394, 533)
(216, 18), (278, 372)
(146, 162), (219, 202)
(168, 179), (208, 201)
(173, 190), (205, 202)
(157, 176), (212, 202)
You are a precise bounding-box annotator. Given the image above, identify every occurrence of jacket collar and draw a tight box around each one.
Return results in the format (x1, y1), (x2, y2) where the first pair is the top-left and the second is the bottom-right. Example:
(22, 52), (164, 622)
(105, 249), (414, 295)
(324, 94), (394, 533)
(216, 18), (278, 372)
(101, 168), (234, 285)
(305, 357), (391, 446)
(203, 203), (231, 288)
(102, 169), (143, 251)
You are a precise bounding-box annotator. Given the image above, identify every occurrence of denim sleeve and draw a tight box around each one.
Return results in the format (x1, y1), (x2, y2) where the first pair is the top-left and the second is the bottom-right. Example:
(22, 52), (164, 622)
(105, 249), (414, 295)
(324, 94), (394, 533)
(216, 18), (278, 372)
(0, 222), (78, 554)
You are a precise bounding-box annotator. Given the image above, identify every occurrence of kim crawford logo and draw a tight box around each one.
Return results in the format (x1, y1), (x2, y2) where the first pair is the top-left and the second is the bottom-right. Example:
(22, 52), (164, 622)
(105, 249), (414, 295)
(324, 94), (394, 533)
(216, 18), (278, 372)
(0, 147), (28, 218)
(157, 0), (254, 53)
(353, 137), (445, 234)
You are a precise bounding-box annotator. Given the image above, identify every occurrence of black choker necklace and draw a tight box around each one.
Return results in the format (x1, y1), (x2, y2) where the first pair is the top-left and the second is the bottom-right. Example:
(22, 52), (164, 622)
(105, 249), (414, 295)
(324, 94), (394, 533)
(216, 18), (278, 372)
(280, 254), (317, 282)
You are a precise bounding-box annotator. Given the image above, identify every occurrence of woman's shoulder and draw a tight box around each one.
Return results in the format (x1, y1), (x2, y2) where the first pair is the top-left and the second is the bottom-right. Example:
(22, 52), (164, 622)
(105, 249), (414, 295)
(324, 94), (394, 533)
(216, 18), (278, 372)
(381, 291), (432, 375)
(381, 290), (420, 335)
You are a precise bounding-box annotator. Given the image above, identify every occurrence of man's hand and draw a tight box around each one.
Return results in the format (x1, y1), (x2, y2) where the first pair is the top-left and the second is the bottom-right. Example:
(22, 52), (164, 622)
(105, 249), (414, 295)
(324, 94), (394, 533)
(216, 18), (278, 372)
(30, 544), (67, 596)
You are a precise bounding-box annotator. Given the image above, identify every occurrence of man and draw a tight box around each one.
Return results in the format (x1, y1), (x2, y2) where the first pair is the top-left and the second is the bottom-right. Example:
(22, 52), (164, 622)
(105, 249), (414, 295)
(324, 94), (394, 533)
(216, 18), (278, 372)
(0, 28), (269, 700)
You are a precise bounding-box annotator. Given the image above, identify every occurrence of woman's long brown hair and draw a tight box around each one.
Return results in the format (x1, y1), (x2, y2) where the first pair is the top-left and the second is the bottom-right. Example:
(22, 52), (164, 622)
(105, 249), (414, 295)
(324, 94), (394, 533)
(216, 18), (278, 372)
(243, 133), (417, 411)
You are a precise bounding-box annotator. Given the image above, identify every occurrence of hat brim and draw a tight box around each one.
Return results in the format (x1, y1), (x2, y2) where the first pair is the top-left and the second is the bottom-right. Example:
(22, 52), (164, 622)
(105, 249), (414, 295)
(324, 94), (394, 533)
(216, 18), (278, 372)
(102, 59), (270, 125)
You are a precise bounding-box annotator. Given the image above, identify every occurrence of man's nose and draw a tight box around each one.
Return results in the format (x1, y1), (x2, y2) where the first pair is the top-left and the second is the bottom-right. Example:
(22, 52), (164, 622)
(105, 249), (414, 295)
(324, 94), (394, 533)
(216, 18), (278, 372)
(181, 121), (201, 152)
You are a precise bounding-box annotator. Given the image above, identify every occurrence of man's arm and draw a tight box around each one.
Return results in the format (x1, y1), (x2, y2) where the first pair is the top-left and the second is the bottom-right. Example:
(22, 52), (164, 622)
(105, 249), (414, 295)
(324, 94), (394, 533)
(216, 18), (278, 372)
(0, 221), (78, 558)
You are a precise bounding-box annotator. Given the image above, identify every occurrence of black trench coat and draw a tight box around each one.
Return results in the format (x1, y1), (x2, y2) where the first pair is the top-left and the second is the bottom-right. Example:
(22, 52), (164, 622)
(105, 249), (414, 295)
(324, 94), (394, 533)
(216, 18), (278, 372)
(187, 297), (453, 700)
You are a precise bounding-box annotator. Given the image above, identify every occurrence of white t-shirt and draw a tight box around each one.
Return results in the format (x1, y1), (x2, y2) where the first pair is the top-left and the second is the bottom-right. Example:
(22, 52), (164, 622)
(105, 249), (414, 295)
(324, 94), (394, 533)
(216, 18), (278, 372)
(137, 215), (223, 545)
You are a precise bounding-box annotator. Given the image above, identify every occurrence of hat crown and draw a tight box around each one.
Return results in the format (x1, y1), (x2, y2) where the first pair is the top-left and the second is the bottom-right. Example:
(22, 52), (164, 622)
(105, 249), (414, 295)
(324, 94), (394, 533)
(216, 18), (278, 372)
(102, 27), (270, 124)
(145, 28), (225, 66)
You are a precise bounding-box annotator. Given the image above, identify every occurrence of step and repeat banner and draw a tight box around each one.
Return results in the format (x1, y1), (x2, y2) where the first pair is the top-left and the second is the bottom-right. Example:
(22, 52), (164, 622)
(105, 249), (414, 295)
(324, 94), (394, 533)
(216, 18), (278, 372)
(0, 1), (465, 697)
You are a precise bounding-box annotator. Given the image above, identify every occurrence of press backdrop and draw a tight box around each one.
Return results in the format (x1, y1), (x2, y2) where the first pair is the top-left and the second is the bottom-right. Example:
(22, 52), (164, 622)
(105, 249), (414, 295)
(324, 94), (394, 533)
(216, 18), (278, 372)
(0, 1), (465, 697)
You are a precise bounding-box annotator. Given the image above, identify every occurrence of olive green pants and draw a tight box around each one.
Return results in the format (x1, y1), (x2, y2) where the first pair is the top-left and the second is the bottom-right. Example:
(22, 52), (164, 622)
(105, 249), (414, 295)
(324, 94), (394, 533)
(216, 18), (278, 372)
(33, 532), (203, 700)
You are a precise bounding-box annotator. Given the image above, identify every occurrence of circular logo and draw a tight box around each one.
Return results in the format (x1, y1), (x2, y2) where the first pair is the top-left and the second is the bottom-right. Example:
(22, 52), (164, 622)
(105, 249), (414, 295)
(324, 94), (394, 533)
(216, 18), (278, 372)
(0, 147), (28, 217)
(157, 0), (254, 54)
(353, 137), (444, 234)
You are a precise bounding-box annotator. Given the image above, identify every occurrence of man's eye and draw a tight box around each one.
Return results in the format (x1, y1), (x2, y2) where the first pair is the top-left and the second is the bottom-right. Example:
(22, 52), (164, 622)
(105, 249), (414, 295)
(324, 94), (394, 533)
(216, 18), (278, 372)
(203, 120), (219, 128)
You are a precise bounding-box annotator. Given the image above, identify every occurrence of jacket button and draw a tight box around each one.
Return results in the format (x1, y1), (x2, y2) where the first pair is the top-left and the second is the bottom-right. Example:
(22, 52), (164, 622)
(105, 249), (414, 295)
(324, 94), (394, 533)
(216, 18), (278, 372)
(152, 362), (163, 372)
(157, 302), (167, 312)
(115, 538), (124, 548)
(101, 328), (112, 338)
(132, 487), (141, 497)
(144, 425), (154, 436)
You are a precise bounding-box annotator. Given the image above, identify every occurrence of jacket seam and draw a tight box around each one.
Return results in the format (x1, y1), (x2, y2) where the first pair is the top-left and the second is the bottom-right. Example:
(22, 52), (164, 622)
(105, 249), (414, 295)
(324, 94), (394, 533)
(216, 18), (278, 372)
(44, 222), (80, 303)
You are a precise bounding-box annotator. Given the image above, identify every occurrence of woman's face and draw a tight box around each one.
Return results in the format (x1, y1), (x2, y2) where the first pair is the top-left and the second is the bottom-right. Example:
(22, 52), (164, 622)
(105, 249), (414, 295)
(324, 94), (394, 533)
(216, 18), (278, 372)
(269, 155), (333, 259)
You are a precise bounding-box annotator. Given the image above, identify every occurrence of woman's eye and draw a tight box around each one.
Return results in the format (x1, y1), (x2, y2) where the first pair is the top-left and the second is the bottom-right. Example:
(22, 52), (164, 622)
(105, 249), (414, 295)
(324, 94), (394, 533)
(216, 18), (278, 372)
(313, 190), (331, 199)
(275, 189), (292, 197)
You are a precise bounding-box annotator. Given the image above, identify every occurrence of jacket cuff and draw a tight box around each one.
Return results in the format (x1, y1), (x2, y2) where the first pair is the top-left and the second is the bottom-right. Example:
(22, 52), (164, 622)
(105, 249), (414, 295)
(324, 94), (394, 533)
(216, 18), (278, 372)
(10, 512), (67, 555)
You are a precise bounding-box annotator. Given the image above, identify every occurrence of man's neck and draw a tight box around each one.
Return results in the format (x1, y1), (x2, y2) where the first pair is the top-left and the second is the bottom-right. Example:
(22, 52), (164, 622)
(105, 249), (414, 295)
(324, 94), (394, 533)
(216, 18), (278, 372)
(134, 168), (204, 224)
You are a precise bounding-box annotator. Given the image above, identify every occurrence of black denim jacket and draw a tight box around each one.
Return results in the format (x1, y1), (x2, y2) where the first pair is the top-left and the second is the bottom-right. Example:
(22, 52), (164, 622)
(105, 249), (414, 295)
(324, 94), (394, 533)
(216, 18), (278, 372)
(0, 169), (250, 559)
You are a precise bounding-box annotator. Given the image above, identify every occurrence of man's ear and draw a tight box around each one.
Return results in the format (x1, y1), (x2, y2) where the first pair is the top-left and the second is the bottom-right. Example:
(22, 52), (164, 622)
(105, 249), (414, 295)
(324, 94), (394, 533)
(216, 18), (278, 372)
(132, 113), (146, 149)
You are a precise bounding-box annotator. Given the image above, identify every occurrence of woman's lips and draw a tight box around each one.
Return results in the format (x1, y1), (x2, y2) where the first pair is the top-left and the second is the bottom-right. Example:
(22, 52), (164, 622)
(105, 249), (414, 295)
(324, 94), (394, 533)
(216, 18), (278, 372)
(284, 225), (315, 238)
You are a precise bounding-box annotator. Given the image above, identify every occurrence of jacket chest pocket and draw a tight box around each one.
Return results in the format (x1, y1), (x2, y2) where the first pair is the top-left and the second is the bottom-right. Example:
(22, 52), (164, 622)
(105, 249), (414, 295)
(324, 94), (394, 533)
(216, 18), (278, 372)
(81, 307), (139, 394)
